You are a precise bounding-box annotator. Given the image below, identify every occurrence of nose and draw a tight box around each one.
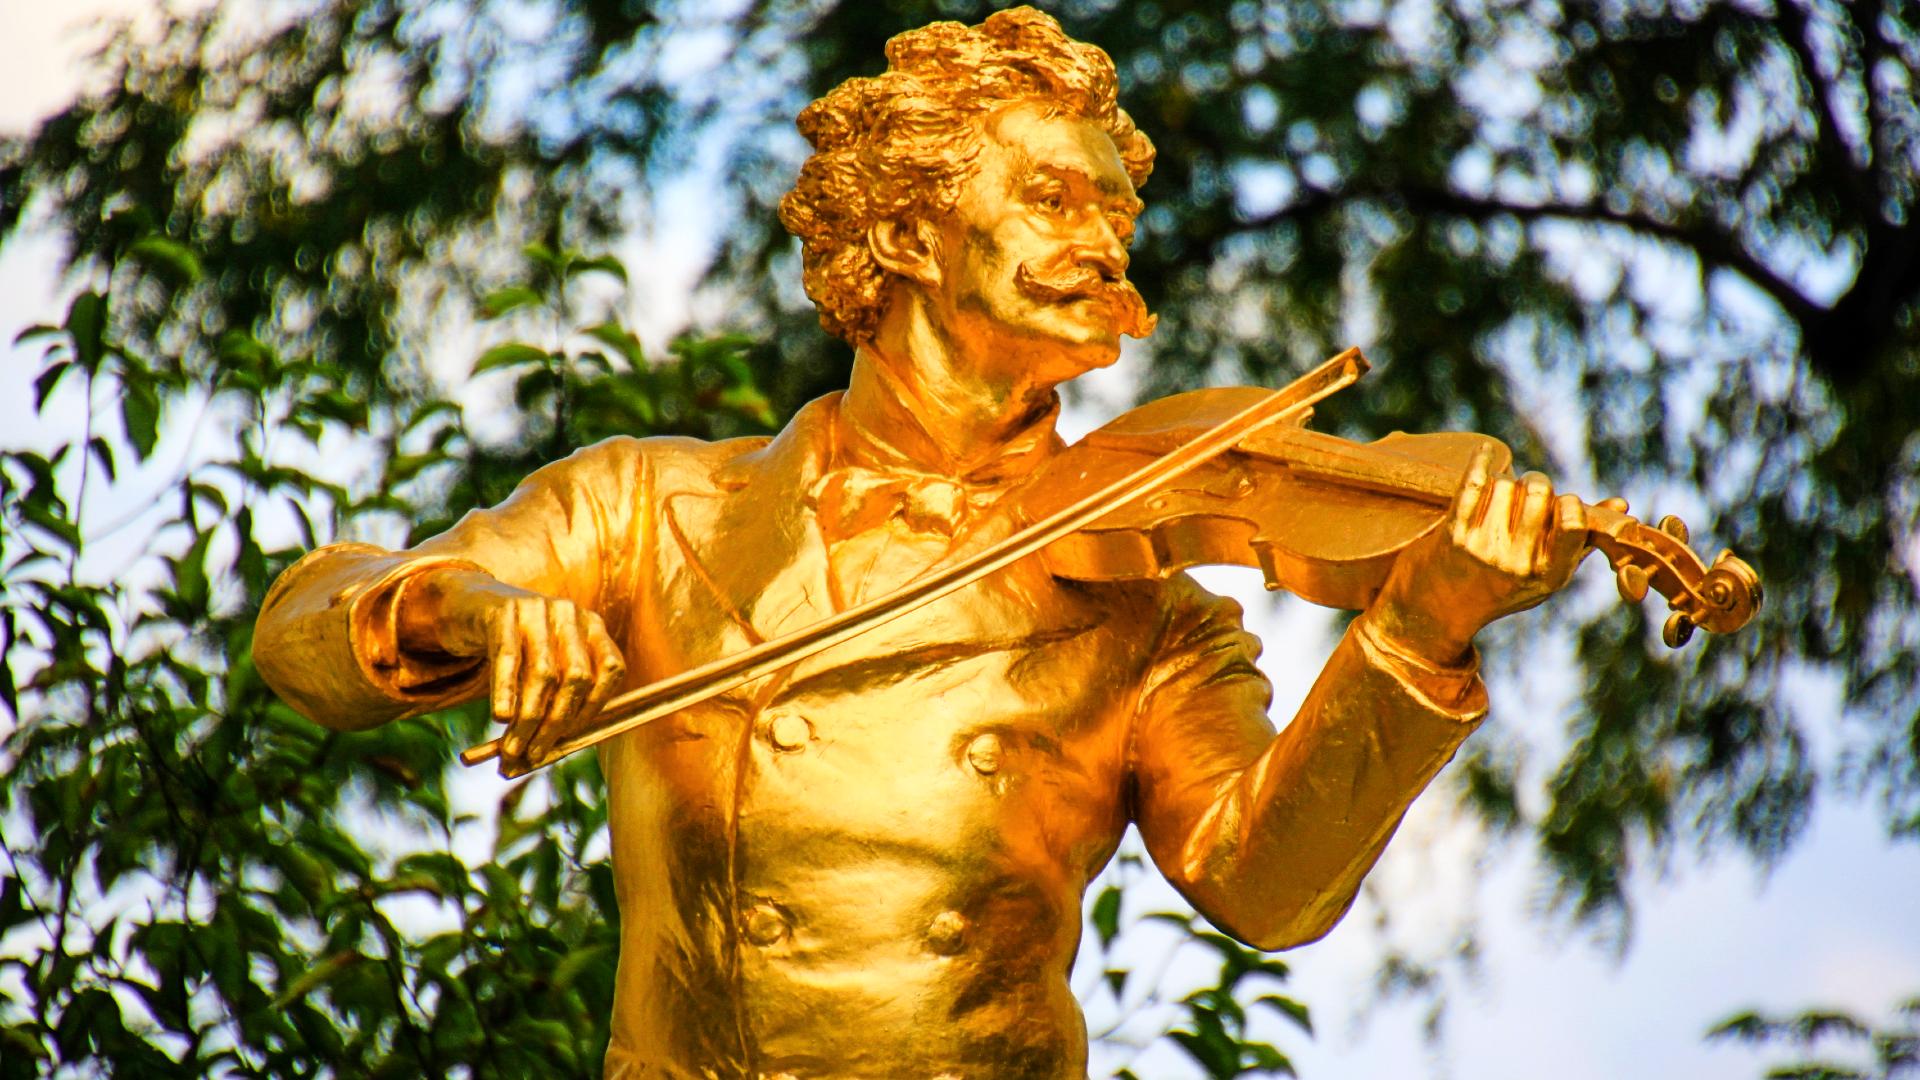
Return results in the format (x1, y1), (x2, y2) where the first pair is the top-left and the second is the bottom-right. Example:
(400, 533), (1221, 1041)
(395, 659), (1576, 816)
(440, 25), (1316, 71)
(1075, 217), (1129, 282)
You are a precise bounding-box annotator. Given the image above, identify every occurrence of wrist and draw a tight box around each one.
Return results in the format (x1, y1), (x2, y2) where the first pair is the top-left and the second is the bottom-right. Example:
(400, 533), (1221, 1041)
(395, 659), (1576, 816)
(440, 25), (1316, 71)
(396, 568), (519, 657)
(1363, 596), (1476, 669)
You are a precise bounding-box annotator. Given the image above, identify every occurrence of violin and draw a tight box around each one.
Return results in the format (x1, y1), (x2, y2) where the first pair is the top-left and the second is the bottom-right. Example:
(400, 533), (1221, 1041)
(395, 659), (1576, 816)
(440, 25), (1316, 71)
(1016, 385), (1761, 648)
(462, 348), (1760, 775)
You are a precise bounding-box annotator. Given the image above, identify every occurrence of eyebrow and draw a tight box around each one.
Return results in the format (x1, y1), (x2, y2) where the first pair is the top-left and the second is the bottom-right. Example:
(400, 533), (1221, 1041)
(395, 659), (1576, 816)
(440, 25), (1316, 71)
(1031, 162), (1144, 213)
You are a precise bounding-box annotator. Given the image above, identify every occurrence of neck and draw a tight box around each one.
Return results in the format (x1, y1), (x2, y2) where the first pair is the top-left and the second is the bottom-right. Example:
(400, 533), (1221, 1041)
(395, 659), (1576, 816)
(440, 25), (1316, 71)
(844, 290), (1058, 474)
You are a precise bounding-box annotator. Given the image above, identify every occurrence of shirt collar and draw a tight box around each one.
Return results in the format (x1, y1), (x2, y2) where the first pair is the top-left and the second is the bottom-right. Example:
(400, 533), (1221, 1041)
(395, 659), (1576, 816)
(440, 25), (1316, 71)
(832, 386), (1064, 490)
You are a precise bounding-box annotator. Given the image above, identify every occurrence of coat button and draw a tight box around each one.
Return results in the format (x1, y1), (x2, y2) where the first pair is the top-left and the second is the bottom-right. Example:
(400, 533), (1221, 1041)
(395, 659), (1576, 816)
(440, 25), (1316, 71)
(965, 733), (1002, 775)
(926, 910), (970, 956)
(767, 714), (812, 751)
(744, 903), (791, 946)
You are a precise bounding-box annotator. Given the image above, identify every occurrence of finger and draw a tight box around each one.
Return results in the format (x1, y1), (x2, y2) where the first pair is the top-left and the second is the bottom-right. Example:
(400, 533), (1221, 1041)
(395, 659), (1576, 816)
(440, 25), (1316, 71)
(1516, 471), (1553, 544)
(545, 601), (594, 730)
(502, 716), (537, 777)
(1475, 474), (1515, 539)
(582, 613), (627, 716)
(491, 609), (520, 730)
(517, 599), (557, 725)
(1452, 443), (1496, 542)
(1540, 492), (1591, 577)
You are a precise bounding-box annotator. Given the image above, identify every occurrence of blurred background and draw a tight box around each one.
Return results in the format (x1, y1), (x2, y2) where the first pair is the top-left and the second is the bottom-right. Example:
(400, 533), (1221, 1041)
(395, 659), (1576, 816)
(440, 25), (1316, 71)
(1, 0), (1917, 1076)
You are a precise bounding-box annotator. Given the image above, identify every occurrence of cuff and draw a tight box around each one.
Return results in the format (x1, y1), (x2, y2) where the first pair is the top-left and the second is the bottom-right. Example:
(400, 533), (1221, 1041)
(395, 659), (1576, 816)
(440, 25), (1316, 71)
(348, 556), (491, 710)
(1352, 614), (1488, 719)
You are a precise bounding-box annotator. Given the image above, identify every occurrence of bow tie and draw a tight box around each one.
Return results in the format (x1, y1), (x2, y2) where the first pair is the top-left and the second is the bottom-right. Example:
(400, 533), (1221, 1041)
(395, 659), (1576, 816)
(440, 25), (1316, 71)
(810, 467), (986, 539)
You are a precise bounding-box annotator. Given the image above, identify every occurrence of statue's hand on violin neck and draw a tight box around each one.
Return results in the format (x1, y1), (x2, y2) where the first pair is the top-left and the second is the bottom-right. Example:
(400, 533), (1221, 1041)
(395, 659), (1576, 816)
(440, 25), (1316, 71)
(1364, 444), (1592, 665)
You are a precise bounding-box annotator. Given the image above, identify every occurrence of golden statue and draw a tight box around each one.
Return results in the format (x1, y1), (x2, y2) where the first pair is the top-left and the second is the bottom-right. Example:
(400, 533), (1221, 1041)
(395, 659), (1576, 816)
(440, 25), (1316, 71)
(253, 9), (1758, 1078)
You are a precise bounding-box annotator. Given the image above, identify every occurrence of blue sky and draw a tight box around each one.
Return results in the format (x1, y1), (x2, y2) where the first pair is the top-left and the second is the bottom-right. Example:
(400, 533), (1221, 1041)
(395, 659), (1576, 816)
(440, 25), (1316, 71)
(2, 3), (1916, 1077)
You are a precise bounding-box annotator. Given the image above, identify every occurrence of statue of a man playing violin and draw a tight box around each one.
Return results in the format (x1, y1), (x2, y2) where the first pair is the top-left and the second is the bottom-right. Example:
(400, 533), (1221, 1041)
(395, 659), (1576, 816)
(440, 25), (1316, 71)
(253, 9), (1739, 1078)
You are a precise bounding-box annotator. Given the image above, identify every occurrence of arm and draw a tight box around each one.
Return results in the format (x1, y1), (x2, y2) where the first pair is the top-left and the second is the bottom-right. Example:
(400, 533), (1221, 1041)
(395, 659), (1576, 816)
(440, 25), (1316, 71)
(253, 438), (644, 766)
(1130, 586), (1484, 951)
(1131, 446), (1587, 950)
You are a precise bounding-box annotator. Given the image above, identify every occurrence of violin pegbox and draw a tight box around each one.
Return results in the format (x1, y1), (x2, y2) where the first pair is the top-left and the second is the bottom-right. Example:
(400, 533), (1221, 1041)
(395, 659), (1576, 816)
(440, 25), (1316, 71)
(1587, 499), (1762, 649)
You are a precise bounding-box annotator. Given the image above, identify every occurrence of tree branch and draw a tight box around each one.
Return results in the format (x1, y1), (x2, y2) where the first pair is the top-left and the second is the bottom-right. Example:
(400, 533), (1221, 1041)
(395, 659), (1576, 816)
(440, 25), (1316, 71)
(1775, 0), (1879, 207)
(1856, 0), (1898, 194)
(1246, 187), (1824, 327)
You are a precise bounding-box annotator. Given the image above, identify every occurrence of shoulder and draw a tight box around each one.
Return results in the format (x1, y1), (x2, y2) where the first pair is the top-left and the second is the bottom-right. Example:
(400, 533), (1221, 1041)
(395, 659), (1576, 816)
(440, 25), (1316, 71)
(539, 432), (777, 496)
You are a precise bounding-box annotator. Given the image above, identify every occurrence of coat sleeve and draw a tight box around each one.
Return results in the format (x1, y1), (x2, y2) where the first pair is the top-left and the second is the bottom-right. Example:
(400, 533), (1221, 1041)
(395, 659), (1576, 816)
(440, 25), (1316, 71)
(252, 437), (649, 731)
(1128, 578), (1486, 951)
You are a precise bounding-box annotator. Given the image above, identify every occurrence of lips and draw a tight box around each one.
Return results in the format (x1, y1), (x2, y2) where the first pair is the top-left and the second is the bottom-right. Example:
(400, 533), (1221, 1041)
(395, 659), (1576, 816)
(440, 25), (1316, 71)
(1014, 261), (1159, 339)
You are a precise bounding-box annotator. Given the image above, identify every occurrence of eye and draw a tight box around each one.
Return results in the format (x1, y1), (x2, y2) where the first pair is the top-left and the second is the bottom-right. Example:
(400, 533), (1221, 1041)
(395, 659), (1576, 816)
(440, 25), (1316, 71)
(1029, 183), (1075, 213)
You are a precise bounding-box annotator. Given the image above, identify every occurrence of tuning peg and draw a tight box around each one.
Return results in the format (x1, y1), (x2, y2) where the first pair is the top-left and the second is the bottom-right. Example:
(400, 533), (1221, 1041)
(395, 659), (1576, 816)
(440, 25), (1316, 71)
(1662, 612), (1696, 648)
(1658, 515), (1690, 544)
(1616, 563), (1650, 603)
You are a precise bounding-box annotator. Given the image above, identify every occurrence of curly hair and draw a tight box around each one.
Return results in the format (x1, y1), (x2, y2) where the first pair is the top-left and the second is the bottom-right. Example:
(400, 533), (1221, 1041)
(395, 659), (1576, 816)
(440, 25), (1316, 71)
(777, 7), (1156, 346)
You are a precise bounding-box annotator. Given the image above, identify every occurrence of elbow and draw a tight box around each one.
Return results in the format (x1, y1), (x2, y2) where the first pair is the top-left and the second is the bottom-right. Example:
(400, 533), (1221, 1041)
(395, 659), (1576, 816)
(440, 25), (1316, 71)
(1195, 886), (1358, 953)
(251, 634), (389, 733)
(251, 589), (405, 733)
(1240, 908), (1344, 952)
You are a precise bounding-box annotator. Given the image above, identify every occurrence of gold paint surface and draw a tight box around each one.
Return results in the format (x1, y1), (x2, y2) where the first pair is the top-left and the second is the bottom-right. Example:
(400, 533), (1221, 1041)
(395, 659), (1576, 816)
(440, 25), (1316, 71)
(246, 9), (1549, 1078)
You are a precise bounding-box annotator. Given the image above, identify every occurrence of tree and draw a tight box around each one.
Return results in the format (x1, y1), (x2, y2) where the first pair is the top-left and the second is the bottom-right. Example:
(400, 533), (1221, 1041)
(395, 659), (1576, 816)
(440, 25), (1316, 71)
(2, 0), (1915, 1074)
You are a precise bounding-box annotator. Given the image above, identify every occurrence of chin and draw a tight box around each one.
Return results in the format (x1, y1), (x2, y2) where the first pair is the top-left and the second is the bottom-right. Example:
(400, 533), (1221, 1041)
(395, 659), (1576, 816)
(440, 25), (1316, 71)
(1058, 322), (1125, 366)
(1035, 338), (1121, 386)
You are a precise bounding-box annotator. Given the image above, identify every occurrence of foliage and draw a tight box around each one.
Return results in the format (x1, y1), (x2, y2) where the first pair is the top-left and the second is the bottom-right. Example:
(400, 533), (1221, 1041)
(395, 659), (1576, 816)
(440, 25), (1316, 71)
(2, 0), (1918, 1076)
(0, 230), (772, 1073)
(1709, 996), (1920, 1079)
(1082, 856), (1311, 1077)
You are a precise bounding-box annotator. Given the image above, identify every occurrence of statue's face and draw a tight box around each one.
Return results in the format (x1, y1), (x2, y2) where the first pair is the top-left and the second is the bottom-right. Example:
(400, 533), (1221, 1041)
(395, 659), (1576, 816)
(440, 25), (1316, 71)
(927, 102), (1150, 386)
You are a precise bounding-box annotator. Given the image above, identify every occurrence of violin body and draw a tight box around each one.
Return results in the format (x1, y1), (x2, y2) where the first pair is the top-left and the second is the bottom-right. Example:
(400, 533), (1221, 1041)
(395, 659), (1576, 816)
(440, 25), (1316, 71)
(1016, 386), (1761, 646)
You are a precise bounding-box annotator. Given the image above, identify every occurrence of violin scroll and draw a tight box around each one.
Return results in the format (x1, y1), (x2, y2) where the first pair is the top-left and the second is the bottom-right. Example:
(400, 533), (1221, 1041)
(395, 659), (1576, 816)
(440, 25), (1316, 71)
(1583, 499), (1761, 648)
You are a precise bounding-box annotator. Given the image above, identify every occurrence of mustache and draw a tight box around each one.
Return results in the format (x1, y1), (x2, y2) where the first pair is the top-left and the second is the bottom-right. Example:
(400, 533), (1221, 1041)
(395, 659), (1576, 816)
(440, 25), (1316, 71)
(1014, 261), (1159, 339)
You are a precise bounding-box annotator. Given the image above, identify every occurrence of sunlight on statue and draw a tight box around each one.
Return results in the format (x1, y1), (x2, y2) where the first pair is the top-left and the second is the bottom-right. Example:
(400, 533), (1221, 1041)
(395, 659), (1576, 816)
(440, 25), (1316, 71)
(253, 8), (1755, 1077)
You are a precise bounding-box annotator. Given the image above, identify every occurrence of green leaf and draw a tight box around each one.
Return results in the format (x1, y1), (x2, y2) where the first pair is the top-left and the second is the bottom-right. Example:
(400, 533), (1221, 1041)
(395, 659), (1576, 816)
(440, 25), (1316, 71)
(0, 608), (17, 720)
(474, 342), (550, 374)
(522, 240), (564, 273)
(572, 253), (628, 282)
(170, 527), (215, 616)
(121, 377), (161, 460)
(403, 399), (462, 433)
(1253, 994), (1313, 1036)
(1241, 1042), (1296, 1076)
(479, 286), (543, 320)
(584, 321), (645, 367)
(32, 361), (71, 410)
(87, 437), (116, 483)
(12, 323), (61, 346)
(1091, 885), (1122, 948)
(128, 235), (204, 283)
(64, 291), (106, 373)
(217, 330), (274, 370)
(267, 951), (361, 1010)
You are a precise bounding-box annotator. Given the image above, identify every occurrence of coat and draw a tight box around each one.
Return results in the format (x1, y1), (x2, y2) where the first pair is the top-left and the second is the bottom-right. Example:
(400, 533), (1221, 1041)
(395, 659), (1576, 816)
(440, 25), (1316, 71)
(253, 391), (1486, 1079)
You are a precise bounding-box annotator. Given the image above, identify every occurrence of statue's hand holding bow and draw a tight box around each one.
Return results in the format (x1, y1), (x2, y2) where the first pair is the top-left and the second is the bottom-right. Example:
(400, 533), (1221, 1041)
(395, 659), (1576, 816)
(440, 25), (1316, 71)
(397, 570), (627, 774)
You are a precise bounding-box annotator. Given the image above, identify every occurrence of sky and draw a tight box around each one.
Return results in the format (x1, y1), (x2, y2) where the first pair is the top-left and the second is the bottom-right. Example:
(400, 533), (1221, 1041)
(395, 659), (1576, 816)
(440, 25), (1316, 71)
(1, 2), (1917, 1078)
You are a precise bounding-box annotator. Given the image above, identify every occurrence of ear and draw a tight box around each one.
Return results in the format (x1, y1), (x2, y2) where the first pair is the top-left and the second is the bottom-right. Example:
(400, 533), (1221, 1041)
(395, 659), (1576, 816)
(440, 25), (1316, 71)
(867, 219), (943, 290)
